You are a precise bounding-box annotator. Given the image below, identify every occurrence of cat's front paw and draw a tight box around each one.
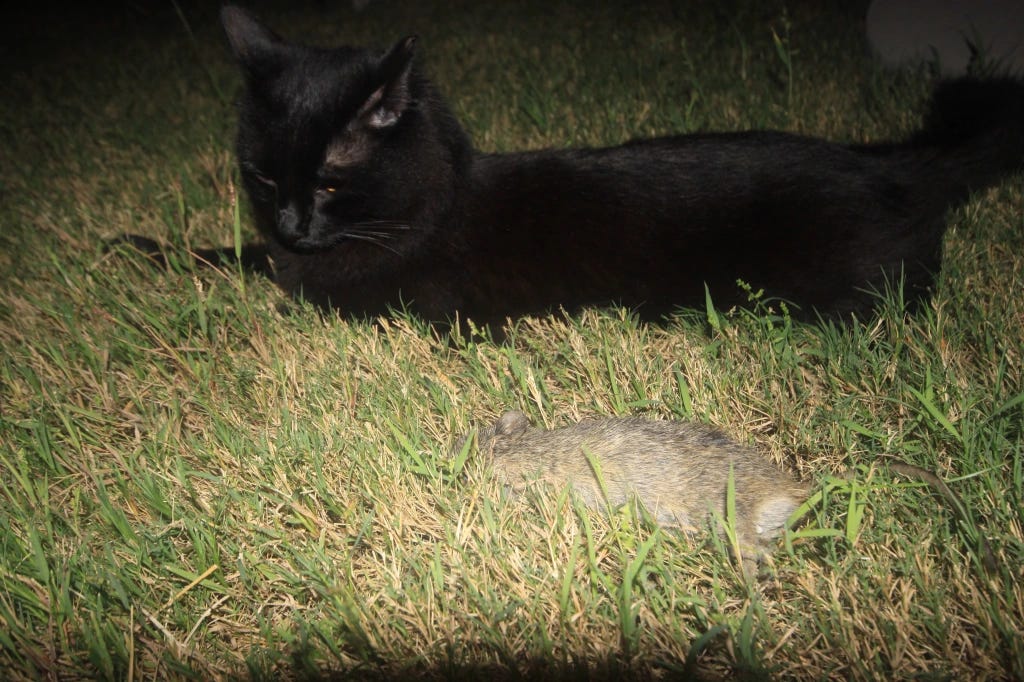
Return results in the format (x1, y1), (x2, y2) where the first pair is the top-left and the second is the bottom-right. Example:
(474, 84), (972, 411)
(105, 234), (169, 268)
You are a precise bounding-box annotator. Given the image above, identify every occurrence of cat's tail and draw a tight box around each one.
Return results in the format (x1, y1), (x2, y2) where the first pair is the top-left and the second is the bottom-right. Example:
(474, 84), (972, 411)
(861, 77), (1024, 214)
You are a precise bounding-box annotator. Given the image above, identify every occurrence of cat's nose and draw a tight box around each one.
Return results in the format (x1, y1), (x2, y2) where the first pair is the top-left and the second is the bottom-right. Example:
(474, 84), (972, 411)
(277, 205), (307, 242)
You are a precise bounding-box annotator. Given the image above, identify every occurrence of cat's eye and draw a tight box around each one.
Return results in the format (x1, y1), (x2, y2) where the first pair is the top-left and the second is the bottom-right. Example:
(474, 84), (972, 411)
(244, 169), (278, 204)
(244, 170), (277, 189)
(241, 163), (276, 188)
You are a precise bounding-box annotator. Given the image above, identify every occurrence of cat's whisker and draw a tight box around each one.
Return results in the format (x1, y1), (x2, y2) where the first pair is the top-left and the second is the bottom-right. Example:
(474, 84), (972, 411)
(353, 220), (414, 231)
(339, 232), (402, 255)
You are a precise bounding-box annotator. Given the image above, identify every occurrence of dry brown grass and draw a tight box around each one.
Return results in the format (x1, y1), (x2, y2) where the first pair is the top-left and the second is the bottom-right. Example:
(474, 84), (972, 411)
(1, 1), (1022, 679)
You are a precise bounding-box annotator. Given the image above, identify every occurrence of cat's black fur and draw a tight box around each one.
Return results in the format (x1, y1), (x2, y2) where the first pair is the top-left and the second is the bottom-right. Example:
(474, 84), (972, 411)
(140, 6), (1024, 328)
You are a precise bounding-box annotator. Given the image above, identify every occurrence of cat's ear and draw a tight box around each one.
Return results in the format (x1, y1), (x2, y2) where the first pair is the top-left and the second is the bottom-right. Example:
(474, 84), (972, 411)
(356, 36), (418, 130)
(221, 6), (286, 79)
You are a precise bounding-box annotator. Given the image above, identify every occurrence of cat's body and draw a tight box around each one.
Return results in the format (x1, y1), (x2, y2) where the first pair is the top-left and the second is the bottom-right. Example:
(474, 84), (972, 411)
(187, 7), (1024, 327)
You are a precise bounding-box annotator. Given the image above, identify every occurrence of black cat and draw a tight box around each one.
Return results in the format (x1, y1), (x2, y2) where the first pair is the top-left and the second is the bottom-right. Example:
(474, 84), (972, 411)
(135, 6), (1024, 329)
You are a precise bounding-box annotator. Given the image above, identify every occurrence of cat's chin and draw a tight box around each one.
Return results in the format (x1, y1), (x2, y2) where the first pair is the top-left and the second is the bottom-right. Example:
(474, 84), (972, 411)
(283, 237), (335, 254)
(276, 232), (347, 254)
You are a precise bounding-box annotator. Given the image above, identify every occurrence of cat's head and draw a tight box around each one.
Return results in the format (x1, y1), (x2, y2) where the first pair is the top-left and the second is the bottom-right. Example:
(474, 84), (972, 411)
(221, 6), (470, 265)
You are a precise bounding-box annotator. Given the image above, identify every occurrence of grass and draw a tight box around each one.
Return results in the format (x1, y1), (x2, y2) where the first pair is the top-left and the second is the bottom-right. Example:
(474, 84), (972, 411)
(1, 0), (1023, 678)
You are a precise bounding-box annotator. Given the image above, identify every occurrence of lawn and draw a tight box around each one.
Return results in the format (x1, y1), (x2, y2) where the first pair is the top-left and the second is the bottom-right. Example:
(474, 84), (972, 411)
(1, 0), (1022, 678)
